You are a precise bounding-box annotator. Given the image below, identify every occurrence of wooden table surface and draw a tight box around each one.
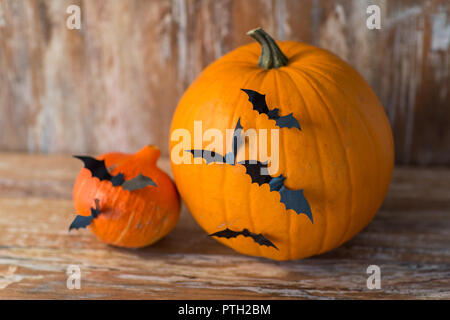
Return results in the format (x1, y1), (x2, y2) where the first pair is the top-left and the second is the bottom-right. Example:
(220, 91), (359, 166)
(0, 152), (448, 299)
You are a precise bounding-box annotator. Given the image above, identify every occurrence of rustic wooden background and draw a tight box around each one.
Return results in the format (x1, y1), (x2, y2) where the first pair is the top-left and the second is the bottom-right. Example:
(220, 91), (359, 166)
(0, 0), (449, 165)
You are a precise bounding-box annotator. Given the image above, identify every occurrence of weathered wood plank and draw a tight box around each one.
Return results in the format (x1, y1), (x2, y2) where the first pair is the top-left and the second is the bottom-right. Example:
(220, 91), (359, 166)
(0, 153), (448, 299)
(0, 0), (449, 165)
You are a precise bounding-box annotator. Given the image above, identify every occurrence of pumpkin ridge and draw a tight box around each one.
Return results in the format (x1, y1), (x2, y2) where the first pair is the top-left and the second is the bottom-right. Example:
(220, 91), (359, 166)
(144, 202), (159, 245)
(290, 66), (355, 246)
(229, 68), (266, 155)
(106, 188), (130, 242)
(281, 42), (316, 60)
(90, 184), (108, 238)
(222, 157), (229, 241)
(316, 64), (388, 222)
(247, 170), (262, 257)
(221, 69), (268, 242)
(273, 71), (292, 259)
(311, 64), (386, 198)
(73, 176), (90, 215)
(112, 184), (126, 220)
(157, 206), (172, 244)
(280, 69), (328, 256)
(177, 64), (244, 136)
(135, 201), (152, 244)
(301, 65), (382, 244)
(286, 49), (325, 66)
(183, 71), (209, 226)
(113, 197), (139, 246)
(291, 68), (354, 254)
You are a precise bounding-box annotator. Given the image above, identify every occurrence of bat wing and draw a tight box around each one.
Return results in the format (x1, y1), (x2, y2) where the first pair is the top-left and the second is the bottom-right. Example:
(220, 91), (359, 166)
(121, 174), (157, 192)
(267, 108), (301, 129)
(237, 161), (271, 185)
(275, 113), (301, 130)
(244, 230), (278, 250)
(210, 228), (278, 250)
(231, 118), (244, 158)
(187, 150), (226, 164)
(110, 173), (125, 186)
(279, 187), (313, 223)
(241, 89), (270, 114)
(90, 199), (101, 218)
(225, 118), (244, 164)
(268, 175), (286, 192)
(209, 228), (241, 239)
(74, 155), (124, 184)
(73, 156), (112, 181)
(69, 199), (101, 231)
(69, 215), (93, 231)
(241, 90), (301, 129)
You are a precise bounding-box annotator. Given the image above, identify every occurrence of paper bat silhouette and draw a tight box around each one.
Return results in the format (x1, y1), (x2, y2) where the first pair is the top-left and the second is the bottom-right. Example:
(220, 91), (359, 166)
(209, 228), (278, 250)
(236, 160), (271, 185)
(241, 89), (301, 130)
(238, 161), (313, 223)
(73, 155), (125, 186)
(270, 176), (313, 223)
(121, 174), (157, 192)
(225, 118), (243, 163)
(74, 156), (157, 191)
(188, 150), (227, 164)
(187, 118), (244, 165)
(69, 199), (101, 231)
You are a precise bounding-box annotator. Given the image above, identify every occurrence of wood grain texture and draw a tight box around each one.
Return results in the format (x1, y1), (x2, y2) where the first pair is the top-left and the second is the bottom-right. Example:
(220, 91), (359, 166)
(0, 152), (449, 299)
(0, 0), (449, 165)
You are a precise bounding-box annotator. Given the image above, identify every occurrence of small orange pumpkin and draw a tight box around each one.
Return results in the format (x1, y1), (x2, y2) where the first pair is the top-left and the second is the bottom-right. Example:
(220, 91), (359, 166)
(169, 28), (394, 260)
(71, 145), (180, 248)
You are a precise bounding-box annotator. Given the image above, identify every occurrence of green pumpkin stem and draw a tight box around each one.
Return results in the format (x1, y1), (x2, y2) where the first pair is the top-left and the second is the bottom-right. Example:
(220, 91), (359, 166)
(247, 27), (288, 69)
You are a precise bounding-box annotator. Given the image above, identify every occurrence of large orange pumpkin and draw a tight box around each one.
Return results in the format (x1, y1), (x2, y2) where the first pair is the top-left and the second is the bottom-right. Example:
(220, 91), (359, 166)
(169, 28), (394, 260)
(71, 145), (180, 248)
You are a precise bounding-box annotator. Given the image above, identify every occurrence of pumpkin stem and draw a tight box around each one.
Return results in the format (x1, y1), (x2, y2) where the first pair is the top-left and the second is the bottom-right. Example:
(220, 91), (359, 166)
(247, 27), (288, 69)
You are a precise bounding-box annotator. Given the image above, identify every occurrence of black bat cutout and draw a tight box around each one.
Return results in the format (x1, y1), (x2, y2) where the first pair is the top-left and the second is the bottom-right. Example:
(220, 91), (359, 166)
(209, 228), (278, 250)
(111, 173), (125, 186)
(122, 174), (157, 192)
(238, 162), (313, 223)
(74, 155), (156, 192)
(187, 118), (244, 165)
(73, 155), (125, 186)
(241, 89), (301, 130)
(278, 187), (312, 223)
(269, 175), (313, 223)
(69, 199), (101, 231)
(188, 149), (226, 164)
(236, 160), (271, 185)
(225, 118), (244, 164)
